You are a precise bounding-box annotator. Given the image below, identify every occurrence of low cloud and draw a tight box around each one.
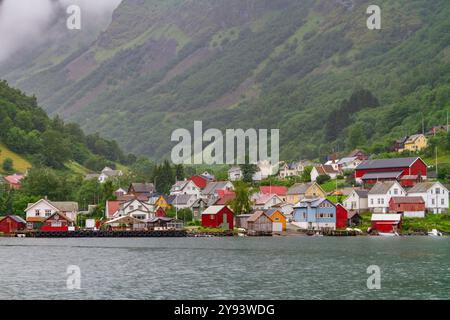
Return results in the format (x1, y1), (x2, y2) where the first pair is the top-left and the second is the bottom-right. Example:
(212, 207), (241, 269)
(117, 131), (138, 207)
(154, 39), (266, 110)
(0, 0), (122, 63)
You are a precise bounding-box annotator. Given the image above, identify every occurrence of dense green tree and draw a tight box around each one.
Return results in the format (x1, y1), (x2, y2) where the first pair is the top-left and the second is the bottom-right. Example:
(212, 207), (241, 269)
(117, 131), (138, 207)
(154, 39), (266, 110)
(229, 181), (254, 215)
(2, 158), (14, 173)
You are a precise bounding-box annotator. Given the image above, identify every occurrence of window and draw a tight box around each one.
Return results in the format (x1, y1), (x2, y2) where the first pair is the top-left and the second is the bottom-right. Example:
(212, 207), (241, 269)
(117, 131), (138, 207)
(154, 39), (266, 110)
(45, 210), (51, 217)
(394, 189), (398, 195)
(35, 209), (40, 216)
(210, 215), (214, 220)
(129, 206), (134, 210)
(441, 199), (445, 205)
(370, 199), (374, 205)
(431, 199), (435, 205)
(436, 188), (440, 194)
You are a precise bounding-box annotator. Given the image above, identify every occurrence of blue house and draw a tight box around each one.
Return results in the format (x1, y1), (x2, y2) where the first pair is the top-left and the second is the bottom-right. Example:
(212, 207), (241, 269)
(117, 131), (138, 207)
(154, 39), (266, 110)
(293, 198), (336, 230)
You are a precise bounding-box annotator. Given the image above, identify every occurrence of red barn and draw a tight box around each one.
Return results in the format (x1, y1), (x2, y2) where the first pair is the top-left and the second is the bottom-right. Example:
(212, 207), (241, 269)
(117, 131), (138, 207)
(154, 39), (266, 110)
(0, 215), (26, 234)
(335, 204), (348, 229)
(355, 157), (427, 186)
(201, 205), (234, 230)
(41, 212), (74, 232)
(389, 197), (425, 217)
(371, 214), (402, 233)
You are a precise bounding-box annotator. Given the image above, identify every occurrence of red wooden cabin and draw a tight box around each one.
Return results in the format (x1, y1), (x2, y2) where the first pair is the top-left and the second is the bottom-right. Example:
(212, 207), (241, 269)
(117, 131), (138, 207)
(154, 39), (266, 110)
(0, 215), (26, 234)
(201, 205), (234, 230)
(335, 203), (348, 229)
(371, 214), (402, 233)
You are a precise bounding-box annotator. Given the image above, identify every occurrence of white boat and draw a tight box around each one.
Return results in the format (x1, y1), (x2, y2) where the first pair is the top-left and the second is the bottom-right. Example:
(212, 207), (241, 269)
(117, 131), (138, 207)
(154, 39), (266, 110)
(428, 229), (443, 237)
(378, 232), (400, 237)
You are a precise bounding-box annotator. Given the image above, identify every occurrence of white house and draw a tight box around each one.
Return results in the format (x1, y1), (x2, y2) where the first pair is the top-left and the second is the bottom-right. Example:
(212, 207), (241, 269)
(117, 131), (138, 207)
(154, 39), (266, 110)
(98, 167), (123, 183)
(337, 157), (362, 171)
(228, 167), (243, 181)
(171, 194), (197, 210)
(310, 165), (341, 182)
(407, 182), (449, 214)
(25, 198), (79, 227)
(343, 189), (369, 213)
(113, 198), (155, 220)
(170, 180), (201, 198)
(279, 162), (304, 179)
(257, 160), (279, 179)
(252, 193), (283, 210)
(368, 181), (406, 213)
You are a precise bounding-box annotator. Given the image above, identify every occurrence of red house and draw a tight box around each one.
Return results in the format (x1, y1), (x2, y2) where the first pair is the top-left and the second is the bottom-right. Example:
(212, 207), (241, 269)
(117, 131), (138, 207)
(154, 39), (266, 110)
(355, 157), (427, 186)
(371, 214), (402, 233)
(389, 197), (425, 214)
(201, 205), (234, 230)
(335, 203), (348, 229)
(41, 212), (74, 232)
(0, 215), (26, 234)
(155, 206), (166, 217)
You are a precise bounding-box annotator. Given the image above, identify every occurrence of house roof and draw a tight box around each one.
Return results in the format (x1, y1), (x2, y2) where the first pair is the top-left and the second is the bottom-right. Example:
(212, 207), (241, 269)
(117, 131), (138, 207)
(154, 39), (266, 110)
(4, 174), (25, 185)
(215, 193), (236, 205)
(106, 200), (121, 218)
(247, 210), (270, 223)
(356, 157), (420, 170)
(202, 205), (228, 215)
(371, 214), (402, 222)
(294, 198), (333, 208)
(173, 194), (196, 205)
(264, 208), (282, 217)
(26, 217), (46, 222)
(130, 183), (155, 193)
(362, 171), (403, 180)
(390, 197), (424, 204)
(408, 182), (445, 193)
(259, 186), (288, 196)
(315, 165), (340, 175)
(287, 183), (313, 195)
(101, 170), (122, 177)
(202, 181), (231, 195)
(51, 201), (79, 212)
(4, 215), (26, 224)
(105, 215), (143, 225)
(337, 157), (358, 165)
(170, 180), (190, 191)
(45, 211), (74, 223)
(253, 193), (280, 205)
(405, 134), (424, 143)
(368, 181), (398, 195)
(348, 149), (366, 157)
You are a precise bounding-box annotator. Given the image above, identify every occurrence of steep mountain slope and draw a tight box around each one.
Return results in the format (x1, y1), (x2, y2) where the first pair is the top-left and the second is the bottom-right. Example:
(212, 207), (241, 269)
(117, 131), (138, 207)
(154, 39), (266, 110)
(1, 0), (450, 160)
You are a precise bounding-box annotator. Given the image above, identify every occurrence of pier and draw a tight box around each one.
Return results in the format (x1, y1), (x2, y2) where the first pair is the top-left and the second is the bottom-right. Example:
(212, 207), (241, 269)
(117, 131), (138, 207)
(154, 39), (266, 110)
(26, 230), (188, 238)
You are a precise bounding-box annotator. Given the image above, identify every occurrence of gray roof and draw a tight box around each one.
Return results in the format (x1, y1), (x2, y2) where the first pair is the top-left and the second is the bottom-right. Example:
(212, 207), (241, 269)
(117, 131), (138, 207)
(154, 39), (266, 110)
(173, 194), (195, 205)
(7, 215), (27, 224)
(294, 198), (332, 208)
(287, 183), (312, 195)
(51, 201), (79, 212)
(356, 157), (420, 170)
(368, 182), (397, 195)
(130, 183), (155, 193)
(170, 180), (190, 191)
(202, 181), (231, 195)
(362, 171), (403, 180)
(408, 182), (445, 193)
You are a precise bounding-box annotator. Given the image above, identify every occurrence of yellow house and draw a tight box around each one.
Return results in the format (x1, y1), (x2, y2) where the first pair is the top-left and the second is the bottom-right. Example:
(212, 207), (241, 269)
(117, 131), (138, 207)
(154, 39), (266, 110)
(266, 208), (287, 231)
(286, 182), (327, 204)
(154, 195), (171, 210)
(402, 134), (428, 152)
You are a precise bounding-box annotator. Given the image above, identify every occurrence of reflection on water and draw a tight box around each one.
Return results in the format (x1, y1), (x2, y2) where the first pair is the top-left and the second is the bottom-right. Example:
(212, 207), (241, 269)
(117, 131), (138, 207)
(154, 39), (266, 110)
(0, 237), (449, 300)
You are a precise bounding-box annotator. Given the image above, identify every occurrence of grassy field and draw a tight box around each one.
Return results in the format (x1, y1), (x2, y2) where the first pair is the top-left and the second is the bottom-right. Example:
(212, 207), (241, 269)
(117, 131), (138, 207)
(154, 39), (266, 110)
(64, 161), (90, 175)
(0, 143), (32, 174)
(320, 179), (346, 193)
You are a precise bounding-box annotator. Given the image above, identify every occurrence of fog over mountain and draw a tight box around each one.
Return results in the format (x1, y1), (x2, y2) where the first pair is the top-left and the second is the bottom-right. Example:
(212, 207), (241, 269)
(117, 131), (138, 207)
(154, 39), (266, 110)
(0, 0), (122, 63)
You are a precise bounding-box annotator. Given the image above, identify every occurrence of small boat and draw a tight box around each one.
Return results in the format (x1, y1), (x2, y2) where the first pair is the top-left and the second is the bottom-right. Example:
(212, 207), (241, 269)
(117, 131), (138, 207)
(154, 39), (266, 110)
(378, 232), (399, 237)
(428, 229), (443, 237)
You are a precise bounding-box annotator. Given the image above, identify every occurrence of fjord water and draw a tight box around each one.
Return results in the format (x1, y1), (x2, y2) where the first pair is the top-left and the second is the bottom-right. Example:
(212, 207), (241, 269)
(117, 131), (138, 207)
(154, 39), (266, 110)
(0, 237), (449, 300)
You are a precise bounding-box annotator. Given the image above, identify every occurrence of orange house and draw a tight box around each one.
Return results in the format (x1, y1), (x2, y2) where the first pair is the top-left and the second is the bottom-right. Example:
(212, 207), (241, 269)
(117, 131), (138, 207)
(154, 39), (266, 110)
(265, 208), (287, 231)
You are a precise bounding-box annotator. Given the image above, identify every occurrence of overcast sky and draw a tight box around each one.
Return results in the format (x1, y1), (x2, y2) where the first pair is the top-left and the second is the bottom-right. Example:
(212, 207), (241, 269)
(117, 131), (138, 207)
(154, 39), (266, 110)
(0, 0), (122, 62)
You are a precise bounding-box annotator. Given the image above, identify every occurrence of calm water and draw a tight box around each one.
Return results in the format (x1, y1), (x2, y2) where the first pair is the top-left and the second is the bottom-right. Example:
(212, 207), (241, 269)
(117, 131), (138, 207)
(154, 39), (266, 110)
(0, 237), (449, 300)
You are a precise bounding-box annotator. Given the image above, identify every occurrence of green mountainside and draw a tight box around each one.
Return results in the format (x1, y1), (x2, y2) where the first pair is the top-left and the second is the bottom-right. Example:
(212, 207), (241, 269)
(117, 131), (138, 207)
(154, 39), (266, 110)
(1, 0), (449, 160)
(0, 80), (132, 173)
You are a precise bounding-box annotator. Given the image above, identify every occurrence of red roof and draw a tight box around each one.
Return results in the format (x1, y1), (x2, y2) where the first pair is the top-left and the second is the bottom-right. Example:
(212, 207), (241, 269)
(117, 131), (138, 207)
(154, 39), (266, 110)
(190, 175), (208, 189)
(4, 174), (25, 185)
(215, 193), (236, 205)
(259, 186), (288, 196)
(106, 200), (121, 218)
(390, 197), (425, 204)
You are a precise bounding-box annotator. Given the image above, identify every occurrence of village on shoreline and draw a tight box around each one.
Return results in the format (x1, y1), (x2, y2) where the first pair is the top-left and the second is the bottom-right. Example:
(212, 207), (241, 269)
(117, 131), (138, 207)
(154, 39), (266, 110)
(1, 131), (449, 238)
